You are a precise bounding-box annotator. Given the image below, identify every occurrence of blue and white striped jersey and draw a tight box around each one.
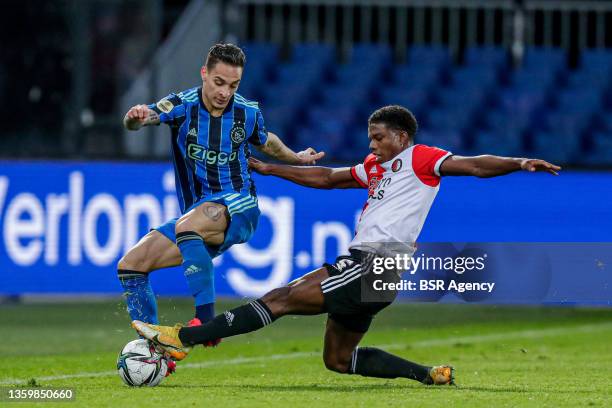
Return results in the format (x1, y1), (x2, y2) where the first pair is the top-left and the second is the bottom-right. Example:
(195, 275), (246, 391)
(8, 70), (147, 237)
(148, 87), (267, 214)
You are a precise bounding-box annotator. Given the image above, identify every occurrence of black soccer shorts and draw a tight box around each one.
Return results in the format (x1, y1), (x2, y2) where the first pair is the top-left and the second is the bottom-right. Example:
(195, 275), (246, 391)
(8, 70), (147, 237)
(321, 249), (397, 333)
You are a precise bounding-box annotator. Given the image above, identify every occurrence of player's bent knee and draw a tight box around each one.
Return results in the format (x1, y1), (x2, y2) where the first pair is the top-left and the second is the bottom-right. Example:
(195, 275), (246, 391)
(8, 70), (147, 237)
(117, 254), (151, 273)
(323, 355), (350, 374)
(174, 216), (196, 235)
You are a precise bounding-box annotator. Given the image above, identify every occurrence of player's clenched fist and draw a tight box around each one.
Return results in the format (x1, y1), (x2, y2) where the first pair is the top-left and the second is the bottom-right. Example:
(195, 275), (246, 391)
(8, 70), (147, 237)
(127, 105), (151, 121)
(123, 104), (159, 130)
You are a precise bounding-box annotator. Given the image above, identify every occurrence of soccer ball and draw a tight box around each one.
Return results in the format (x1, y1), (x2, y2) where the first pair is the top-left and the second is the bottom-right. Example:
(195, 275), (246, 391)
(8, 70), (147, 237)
(117, 339), (168, 387)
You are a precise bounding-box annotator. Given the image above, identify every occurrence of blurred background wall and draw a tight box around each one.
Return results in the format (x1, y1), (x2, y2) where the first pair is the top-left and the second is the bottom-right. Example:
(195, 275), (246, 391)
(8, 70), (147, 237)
(1, 0), (611, 166)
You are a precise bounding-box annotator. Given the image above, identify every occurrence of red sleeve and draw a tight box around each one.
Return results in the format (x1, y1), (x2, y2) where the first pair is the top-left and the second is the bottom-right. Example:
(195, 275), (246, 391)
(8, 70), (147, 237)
(350, 166), (368, 188)
(412, 144), (451, 187)
(350, 154), (377, 188)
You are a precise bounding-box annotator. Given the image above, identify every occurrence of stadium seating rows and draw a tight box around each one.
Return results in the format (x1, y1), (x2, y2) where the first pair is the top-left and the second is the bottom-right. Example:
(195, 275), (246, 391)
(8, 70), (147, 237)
(240, 43), (612, 165)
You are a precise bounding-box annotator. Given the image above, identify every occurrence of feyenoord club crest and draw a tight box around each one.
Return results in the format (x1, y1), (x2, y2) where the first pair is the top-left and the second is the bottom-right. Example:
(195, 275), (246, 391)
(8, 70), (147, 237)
(392, 159), (402, 172)
(230, 124), (246, 144)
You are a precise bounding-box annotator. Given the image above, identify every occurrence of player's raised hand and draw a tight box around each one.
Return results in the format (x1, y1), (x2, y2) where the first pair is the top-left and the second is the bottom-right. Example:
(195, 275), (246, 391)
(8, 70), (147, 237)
(126, 105), (151, 122)
(296, 148), (325, 165)
(520, 159), (561, 176)
(124, 104), (159, 130)
(248, 157), (270, 174)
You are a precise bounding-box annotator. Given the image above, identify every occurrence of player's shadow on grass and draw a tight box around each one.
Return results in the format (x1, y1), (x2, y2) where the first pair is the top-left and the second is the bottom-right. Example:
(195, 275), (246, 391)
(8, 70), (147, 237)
(161, 383), (589, 395)
(161, 384), (416, 392)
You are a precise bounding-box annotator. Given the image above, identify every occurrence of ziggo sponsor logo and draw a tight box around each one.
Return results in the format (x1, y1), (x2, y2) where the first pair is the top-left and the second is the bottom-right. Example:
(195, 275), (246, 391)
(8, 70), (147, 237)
(0, 170), (359, 296)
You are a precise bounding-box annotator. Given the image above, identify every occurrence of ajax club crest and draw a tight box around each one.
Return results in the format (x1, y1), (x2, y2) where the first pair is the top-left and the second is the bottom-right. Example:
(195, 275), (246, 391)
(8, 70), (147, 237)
(230, 124), (246, 144)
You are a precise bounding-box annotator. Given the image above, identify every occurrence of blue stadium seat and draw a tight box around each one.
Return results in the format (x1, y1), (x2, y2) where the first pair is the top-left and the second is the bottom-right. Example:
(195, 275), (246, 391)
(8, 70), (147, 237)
(579, 150), (612, 166)
(451, 66), (499, 89)
(297, 120), (347, 157)
(319, 85), (371, 108)
(580, 126), (612, 165)
(540, 111), (591, 150)
(260, 83), (311, 107)
(377, 88), (429, 114)
(555, 89), (602, 113)
(350, 43), (393, 66)
(523, 47), (567, 70)
(408, 46), (451, 67)
(275, 62), (326, 85)
(464, 46), (508, 67)
(242, 42), (279, 65)
(473, 130), (524, 156)
(510, 69), (558, 92)
(239, 64), (268, 98)
(335, 128), (371, 161)
(599, 111), (612, 131)
(498, 89), (546, 116)
(263, 105), (299, 138)
(485, 110), (530, 133)
(436, 87), (486, 111)
(245, 42), (612, 166)
(416, 129), (464, 152)
(581, 49), (612, 69)
(391, 64), (442, 88)
(590, 132), (612, 156)
(292, 43), (336, 65)
(531, 131), (580, 163)
(566, 66), (611, 89)
(334, 63), (384, 86)
(425, 108), (473, 132)
(307, 105), (357, 127)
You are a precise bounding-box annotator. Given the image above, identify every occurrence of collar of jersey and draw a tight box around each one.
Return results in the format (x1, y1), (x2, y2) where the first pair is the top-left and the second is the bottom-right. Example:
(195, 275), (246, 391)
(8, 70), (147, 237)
(378, 145), (413, 170)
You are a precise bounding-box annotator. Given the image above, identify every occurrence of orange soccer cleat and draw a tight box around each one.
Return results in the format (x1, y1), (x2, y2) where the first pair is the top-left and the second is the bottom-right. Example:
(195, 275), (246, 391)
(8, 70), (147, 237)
(131, 320), (191, 361)
(427, 365), (455, 385)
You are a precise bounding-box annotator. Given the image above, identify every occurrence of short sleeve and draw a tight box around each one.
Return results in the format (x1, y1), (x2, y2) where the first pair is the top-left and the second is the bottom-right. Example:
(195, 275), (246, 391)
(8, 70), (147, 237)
(412, 144), (452, 187)
(147, 93), (185, 125)
(248, 109), (268, 146)
(350, 163), (368, 188)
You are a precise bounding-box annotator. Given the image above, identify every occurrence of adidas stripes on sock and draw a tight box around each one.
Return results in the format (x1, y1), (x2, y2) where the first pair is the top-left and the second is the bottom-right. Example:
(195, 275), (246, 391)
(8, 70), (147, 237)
(176, 231), (216, 313)
(178, 299), (276, 345)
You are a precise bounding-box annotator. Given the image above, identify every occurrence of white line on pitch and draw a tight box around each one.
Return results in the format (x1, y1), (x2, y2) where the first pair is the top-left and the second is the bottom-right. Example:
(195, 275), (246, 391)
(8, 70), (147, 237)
(1, 322), (611, 386)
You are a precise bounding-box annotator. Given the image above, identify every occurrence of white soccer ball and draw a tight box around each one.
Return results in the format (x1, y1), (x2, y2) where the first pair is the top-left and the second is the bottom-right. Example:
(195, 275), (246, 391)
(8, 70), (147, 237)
(117, 339), (168, 387)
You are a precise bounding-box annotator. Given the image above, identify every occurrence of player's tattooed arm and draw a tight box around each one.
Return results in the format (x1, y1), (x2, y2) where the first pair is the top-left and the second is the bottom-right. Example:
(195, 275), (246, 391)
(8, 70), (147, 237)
(123, 104), (161, 130)
(440, 155), (561, 178)
(255, 132), (325, 165)
(248, 157), (361, 189)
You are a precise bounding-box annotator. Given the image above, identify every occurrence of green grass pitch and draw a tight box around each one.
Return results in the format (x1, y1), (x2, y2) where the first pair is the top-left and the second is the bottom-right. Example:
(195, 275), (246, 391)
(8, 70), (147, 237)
(1, 299), (611, 407)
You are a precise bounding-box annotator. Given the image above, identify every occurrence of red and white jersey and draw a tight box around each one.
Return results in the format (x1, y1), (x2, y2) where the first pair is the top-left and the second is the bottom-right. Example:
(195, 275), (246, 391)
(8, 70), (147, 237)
(349, 144), (452, 252)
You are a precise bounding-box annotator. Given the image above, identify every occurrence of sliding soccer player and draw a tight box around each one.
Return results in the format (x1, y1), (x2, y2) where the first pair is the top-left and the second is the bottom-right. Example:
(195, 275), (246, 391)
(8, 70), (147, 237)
(120, 44), (323, 348)
(132, 105), (560, 385)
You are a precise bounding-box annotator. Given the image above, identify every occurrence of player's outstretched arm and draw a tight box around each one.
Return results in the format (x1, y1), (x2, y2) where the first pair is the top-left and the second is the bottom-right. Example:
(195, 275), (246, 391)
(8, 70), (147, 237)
(255, 132), (325, 165)
(248, 157), (362, 189)
(123, 104), (161, 131)
(440, 155), (561, 178)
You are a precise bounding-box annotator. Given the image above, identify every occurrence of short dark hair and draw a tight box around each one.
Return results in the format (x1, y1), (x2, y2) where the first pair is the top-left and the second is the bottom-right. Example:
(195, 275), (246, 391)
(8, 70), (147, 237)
(368, 105), (418, 140)
(205, 43), (246, 70)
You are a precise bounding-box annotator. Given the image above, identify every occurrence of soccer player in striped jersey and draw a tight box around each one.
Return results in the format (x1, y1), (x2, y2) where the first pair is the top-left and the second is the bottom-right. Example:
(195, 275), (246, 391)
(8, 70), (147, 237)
(119, 44), (323, 354)
(132, 105), (560, 385)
